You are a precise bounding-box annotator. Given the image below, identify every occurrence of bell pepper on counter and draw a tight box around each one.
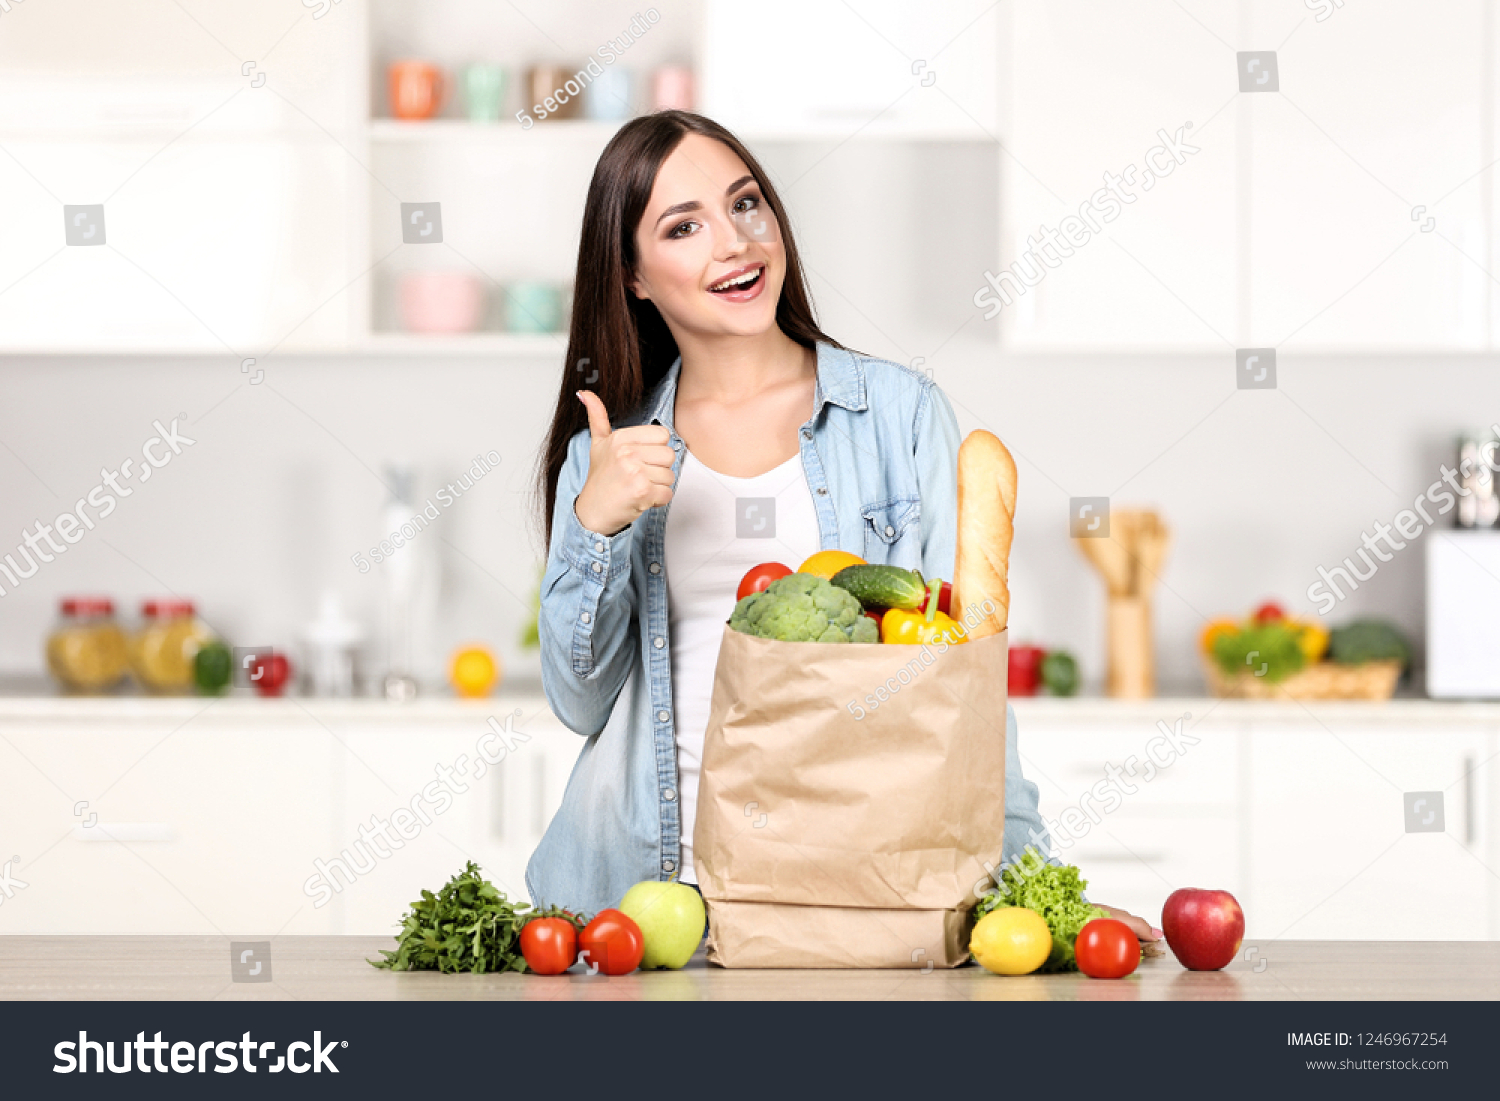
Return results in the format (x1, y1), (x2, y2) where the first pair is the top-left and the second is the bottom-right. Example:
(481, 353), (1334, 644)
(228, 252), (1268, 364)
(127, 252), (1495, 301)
(880, 578), (969, 647)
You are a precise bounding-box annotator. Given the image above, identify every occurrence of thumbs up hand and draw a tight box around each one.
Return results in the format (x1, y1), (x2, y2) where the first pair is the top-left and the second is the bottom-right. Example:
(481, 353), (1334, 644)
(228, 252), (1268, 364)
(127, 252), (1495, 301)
(573, 391), (677, 536)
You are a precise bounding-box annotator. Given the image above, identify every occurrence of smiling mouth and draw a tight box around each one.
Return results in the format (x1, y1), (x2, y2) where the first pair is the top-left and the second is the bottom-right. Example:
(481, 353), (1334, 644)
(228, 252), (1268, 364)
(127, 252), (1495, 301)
(708, 265), (764, 294)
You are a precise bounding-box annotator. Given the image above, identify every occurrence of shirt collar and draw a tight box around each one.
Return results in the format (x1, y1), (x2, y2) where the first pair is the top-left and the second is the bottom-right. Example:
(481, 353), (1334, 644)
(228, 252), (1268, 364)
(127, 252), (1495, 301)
(643, 341), (867, 433)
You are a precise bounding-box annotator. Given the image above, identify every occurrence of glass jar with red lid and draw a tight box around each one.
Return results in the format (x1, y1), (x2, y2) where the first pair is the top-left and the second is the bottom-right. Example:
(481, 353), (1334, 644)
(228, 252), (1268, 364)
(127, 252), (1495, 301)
(129, 598), (213, 693)
(46, 596), (130, 692)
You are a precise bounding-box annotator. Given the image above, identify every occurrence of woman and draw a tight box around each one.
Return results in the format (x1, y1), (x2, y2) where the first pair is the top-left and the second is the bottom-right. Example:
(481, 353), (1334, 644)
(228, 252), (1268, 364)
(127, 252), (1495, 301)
(528, 110), (1156, 944)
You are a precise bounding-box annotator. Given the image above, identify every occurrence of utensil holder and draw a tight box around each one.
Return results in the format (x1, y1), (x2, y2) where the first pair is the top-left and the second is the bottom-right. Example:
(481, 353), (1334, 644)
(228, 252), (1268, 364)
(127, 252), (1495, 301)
(1107, 595), (1154, 698)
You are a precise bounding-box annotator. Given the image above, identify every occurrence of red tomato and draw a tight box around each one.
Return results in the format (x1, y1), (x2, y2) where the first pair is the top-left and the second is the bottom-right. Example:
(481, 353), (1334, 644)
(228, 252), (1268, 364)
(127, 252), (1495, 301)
(736, 562), (792, 601)
(863, 610), (883, 625)
(1252, 601), (1286, 624)
(577, 909), (644, 976)
(250, 652), (291, 697)
(519, 917), (577, 975)
(1075, 918), (1141, 979)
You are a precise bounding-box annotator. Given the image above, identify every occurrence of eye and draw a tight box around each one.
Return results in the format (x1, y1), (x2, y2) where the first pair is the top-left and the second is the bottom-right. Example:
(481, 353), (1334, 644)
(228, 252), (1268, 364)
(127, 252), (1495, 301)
(667, 219), (700, 239)
(731, 194), (760, 215)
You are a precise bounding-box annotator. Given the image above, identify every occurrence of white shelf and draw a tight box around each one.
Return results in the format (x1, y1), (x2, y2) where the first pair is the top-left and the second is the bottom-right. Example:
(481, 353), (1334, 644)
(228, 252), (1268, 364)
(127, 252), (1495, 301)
(368, 118), (623, 144)
(366, 118), (1000, 147)
(362, 332), (566, 356)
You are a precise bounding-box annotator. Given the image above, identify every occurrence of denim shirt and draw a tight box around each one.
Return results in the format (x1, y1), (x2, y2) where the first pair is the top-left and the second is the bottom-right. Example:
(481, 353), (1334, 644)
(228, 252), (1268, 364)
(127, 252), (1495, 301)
(526, 342), (1050, 915)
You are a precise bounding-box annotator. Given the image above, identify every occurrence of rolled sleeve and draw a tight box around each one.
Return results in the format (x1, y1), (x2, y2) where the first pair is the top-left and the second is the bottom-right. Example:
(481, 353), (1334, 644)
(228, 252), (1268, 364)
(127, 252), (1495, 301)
(558, 501), (634, 585)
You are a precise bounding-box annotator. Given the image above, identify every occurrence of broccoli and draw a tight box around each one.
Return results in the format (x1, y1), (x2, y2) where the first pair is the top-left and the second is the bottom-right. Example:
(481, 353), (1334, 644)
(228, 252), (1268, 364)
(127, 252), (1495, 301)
(1329, 619), (1410, 669)
(729, 573), (879, 643)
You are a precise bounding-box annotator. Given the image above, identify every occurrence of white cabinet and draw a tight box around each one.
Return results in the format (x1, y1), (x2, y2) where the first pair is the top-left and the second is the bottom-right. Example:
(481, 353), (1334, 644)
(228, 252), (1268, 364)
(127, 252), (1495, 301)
(0, 3), (364, 353)
(0, 706), (335, 935)
(1247, 725), (1493, 940)
(0, 697), (583, 936)
(997, 1), (1238, 350)
(1016, 700), (1498, 940)
(702, 0), (999, 139)
(323, 704), (583, 934)
(999, 0), (1493, 351)
(1245, 0), (1489, 351)
(1017, 714), (1247, 927)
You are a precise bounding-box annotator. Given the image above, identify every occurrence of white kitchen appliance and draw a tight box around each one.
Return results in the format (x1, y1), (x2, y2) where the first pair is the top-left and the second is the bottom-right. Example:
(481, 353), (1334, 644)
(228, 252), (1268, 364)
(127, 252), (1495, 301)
(1426, 529), (1500, 697)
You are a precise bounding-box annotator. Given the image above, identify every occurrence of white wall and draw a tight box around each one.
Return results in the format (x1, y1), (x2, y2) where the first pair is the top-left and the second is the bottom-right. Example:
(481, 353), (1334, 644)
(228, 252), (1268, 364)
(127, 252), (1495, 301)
(2, 345), (1489, 689)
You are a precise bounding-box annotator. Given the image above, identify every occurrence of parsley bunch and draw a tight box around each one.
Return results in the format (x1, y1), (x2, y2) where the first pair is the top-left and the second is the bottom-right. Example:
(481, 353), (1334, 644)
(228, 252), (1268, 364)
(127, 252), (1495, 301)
(369, 862), (584, 974)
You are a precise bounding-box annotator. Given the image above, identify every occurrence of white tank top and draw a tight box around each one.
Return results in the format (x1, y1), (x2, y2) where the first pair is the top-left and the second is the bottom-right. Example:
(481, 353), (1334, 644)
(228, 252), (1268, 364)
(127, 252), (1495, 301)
(664, 449), (822, 883)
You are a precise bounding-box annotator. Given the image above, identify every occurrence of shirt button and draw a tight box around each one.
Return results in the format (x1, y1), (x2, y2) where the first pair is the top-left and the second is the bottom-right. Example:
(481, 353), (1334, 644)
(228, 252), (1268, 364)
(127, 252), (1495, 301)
(581, 611), (592, 624)
(817, 486), (828, 496)
(653, 637), (665, 649)
(663, 788), (677, 801)
(801, 427), (812, 440)
(591, 561), (603, 574)
(657, 709), (670, 722)
(649, 562), (662, 574)
(885, 525), (895, 537)
(594, 541), (604, 554)
(662, 860), (675, 873)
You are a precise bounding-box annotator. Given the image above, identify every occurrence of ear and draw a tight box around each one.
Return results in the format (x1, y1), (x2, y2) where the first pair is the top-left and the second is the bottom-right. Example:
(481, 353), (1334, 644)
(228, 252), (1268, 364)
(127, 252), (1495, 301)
(627, 267), (651, 302)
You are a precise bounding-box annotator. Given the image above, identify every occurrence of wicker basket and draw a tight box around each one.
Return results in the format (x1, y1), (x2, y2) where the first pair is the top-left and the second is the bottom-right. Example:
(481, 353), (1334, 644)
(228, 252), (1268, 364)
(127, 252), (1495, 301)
(1201, 658), (1402, 700)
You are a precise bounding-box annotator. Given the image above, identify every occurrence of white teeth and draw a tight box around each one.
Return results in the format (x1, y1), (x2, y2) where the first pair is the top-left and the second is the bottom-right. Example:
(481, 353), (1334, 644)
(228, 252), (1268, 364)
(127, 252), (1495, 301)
(710, 268), (760, 292)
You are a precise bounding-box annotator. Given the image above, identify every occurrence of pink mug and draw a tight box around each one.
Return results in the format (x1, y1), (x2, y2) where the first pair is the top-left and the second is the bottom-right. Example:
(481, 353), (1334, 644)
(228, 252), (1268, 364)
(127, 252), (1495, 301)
(651, 66), (694, 111)
(389, 60), (448, 120)
(399, 271), (484, 334)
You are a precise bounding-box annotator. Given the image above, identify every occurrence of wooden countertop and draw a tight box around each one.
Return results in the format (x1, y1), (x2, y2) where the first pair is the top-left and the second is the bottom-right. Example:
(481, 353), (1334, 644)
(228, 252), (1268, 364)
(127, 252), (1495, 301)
(3, 937), (1496, 1000)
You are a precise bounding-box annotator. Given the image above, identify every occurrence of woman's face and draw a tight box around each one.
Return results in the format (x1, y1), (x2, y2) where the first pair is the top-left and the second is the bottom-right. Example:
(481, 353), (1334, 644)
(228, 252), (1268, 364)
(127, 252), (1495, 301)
(630, 133), (784, 340)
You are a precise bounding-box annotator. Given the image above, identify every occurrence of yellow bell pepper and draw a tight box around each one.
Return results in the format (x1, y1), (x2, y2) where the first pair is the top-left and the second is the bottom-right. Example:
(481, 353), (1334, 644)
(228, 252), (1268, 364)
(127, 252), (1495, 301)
(881, 577), (969, 646)
(1199, 618), (1239, 656)
(1291, 619), (1330, 663)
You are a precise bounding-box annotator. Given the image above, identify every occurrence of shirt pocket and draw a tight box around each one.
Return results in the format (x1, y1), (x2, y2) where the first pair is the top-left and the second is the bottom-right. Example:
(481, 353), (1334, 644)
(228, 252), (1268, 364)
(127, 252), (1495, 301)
(861, 496), (921, 563)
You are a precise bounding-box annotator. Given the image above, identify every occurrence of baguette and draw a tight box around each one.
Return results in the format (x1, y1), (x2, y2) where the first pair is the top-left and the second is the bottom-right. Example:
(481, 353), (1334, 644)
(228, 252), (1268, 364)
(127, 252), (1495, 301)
(953, 429), (1017, 638)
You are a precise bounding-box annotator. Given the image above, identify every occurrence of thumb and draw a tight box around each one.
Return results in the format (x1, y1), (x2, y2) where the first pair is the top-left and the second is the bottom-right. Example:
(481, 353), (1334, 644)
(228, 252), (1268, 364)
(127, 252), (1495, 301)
(577, 390), (612, 440)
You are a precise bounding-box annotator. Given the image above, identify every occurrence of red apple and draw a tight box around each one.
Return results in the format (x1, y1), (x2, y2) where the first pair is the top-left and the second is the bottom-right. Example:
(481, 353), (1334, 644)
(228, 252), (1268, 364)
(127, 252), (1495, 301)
(1161, 887), (1245, 971)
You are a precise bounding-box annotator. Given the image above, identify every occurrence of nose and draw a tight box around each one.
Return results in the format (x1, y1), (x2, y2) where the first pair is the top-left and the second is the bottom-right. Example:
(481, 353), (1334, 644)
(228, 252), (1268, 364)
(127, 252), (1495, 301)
(710, 210), (749, 263)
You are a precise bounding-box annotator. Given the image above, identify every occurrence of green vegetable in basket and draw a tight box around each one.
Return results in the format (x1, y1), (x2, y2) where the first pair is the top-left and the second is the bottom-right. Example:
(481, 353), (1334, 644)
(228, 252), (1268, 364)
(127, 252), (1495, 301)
(729, 572), (879, 644)
(1328, 619), (1410, 670)
(974, 858), (1105, 973)
(1210, 622), (1306, 683)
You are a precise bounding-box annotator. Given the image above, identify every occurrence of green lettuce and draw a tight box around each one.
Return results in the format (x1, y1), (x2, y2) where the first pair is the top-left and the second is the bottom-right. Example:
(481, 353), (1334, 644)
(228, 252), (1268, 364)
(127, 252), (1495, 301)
(974, 856), (1105, 972)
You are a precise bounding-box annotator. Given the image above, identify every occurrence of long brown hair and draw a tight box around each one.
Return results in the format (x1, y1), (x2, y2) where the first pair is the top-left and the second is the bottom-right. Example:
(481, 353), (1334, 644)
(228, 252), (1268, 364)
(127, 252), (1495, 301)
(537, 110), (840, 544)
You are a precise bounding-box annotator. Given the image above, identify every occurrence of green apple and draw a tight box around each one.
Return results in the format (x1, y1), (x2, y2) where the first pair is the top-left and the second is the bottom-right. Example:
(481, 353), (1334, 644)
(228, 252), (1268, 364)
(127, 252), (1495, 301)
(618, 880), (706, 970)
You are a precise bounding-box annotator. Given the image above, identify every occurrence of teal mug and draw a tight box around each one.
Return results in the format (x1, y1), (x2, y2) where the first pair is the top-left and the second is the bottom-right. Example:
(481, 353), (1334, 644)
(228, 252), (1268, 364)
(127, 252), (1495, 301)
(505, 281), (563, 333)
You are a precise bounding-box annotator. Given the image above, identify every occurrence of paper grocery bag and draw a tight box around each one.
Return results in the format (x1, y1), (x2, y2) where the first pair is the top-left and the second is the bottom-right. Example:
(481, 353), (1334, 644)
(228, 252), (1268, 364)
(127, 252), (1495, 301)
(694, 625), (1008, 968)
(704, 899), (970, 969)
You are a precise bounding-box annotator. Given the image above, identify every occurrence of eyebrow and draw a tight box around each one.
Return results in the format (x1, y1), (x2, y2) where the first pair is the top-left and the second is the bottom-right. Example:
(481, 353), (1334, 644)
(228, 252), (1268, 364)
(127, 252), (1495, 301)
(654, 174), (759, 227)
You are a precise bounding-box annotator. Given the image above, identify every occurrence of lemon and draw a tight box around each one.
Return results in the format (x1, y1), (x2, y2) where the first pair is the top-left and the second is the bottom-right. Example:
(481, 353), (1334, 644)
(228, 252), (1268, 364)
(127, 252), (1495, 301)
(797, 550), (865, 580)
(450, 645), (499, 698)
(970, 907), (1052, 976)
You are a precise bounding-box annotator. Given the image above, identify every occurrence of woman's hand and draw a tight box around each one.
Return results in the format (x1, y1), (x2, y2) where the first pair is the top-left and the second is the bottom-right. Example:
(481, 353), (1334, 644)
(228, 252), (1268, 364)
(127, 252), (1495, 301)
(573, 391), (678, 536)
(1095, 904), (1162, 942)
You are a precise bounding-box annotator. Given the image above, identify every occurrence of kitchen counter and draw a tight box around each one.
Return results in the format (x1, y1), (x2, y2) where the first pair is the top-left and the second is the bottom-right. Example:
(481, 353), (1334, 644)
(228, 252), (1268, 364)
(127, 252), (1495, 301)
(2, 937), (1496, 1000)
(3, 688), (1500, 725)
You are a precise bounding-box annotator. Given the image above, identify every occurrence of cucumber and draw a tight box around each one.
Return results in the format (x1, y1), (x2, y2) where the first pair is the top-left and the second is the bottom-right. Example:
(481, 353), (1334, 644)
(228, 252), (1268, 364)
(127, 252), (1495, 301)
(829, 564), (927, 611)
